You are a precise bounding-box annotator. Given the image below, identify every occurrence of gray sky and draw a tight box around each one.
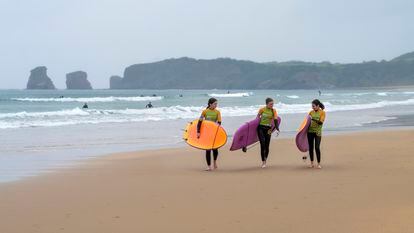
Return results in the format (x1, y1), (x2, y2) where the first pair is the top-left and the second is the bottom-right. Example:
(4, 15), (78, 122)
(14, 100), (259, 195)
(0, 0), (413, 89)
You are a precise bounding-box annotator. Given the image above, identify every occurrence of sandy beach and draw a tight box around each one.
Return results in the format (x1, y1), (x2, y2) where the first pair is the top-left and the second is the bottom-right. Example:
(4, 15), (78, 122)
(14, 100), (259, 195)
(1, 130), (414, 233)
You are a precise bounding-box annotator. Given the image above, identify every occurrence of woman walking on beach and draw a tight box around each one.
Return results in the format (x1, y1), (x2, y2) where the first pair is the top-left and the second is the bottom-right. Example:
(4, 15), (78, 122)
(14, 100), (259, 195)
(257, 98), (280, 168)
(307, 99), (326, 169)
(197, 98), (222, 171)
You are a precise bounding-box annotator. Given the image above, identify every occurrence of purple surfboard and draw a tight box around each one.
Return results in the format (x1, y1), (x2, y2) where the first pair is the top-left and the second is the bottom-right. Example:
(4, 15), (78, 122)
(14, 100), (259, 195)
(230, 116), (281, 151)
(295, 115), (311, 152)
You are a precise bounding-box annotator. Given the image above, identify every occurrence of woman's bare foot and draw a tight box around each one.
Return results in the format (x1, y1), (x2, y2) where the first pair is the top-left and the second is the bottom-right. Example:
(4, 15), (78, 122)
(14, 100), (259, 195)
(308, 163), (314, 168)
(261, 161), (267, 168)
(317, 164), (322, 169)
(213, 161), (218, 169)
(205, 166), (212, 171)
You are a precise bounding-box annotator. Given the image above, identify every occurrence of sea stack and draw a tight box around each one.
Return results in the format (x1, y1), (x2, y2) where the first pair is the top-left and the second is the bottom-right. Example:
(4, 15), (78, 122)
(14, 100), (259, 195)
(66, 71), (92, 89)
(109, 75), (123, 89)
(26, 66), (56, 89)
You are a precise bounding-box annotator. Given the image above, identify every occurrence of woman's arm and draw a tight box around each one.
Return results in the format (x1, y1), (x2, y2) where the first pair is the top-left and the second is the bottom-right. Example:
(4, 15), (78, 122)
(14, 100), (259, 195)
(273, 109), (280, 131)
(311, 111), (325, 125)
(257, 108), (263, 119)
(197, 110), (206, 135)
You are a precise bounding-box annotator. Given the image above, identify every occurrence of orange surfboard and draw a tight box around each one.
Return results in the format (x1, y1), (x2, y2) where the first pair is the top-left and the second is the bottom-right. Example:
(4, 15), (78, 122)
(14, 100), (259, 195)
(183, 120), (227, 150)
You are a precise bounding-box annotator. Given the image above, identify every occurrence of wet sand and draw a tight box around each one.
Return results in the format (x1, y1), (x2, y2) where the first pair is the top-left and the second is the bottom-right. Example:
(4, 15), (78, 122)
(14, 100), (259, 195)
(0, 130), (413, 233)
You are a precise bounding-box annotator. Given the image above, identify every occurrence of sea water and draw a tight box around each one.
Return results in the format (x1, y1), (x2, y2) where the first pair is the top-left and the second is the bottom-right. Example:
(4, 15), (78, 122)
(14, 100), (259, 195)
(1, 88), (414, 182)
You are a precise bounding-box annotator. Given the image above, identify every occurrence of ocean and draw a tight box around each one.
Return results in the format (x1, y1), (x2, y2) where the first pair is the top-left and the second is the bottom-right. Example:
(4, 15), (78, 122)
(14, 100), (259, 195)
(1, 88), (414, 182)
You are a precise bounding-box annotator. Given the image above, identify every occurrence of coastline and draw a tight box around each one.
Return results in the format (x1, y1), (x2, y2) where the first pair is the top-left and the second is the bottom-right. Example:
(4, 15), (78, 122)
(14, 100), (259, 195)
(1, 130), (413, 233)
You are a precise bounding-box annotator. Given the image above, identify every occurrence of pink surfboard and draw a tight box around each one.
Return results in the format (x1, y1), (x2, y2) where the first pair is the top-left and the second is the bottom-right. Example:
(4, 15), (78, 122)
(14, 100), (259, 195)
(230, 116), (281, 151)
(295, 115), (311, 152)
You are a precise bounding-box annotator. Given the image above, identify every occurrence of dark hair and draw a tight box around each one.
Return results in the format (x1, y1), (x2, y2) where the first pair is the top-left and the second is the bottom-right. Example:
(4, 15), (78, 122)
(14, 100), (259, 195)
(265, 97), (274, 104)
(312, 99), (325, 110)
(207, 98), (218, 108)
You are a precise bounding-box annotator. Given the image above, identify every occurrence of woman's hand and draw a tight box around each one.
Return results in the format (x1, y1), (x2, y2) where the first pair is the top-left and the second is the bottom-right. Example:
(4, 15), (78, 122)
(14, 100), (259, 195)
(267, 129), (272, 135)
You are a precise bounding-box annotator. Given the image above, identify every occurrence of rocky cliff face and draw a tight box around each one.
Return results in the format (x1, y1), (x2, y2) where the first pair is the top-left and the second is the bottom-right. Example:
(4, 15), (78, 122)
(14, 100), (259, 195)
(109, 75), (123, 89)
(26, 66), (56, 89)
(66, 71), (92, 89)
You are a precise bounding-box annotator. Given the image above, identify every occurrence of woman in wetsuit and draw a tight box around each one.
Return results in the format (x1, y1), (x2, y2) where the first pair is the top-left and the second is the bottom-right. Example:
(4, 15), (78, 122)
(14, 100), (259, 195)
(257, 98), (280, 168)
(307, 99), (326, 169)
(197, 98), (222, 171)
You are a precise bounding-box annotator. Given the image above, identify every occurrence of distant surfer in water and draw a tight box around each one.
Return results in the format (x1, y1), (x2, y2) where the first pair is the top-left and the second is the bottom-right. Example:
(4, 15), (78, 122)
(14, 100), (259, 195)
(256, 98), (280, 168)
(306, 99), (326, 169)
(197, 98), (222, 171)
(318, 90), (322, 96)
(82, 103), (88, 109)
(146, 102), (153, 108)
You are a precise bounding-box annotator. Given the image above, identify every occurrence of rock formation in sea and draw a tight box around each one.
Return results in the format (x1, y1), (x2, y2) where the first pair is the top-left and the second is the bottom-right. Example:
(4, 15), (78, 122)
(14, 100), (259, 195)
(26, 66), (56, 89)
(109, 75), (123, 89)
(66, 71), (92, 89)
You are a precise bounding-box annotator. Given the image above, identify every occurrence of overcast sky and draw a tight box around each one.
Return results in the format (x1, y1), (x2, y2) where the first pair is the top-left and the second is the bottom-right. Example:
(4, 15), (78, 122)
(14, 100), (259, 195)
(0, 0), (413, 89)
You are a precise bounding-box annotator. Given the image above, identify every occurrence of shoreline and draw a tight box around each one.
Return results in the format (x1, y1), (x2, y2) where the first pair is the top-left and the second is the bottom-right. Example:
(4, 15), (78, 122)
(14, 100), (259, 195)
(2, 125), (414, 185)
(1, 130), (413, 233)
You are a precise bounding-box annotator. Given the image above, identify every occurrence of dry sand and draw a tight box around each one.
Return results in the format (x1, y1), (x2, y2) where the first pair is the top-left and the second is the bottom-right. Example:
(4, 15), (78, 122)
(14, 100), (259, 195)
(0, 130), (414, 233)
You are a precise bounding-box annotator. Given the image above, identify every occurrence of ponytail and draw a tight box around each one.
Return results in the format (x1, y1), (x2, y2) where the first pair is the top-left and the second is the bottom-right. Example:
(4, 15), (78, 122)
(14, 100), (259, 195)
(312, 99), (325, 110)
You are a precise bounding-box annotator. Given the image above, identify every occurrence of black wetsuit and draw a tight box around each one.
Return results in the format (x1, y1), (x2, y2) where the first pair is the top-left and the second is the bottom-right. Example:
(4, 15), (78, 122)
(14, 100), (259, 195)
(307, 132), (321, 163)
(196, 109), (222, 167)
(205, 149), (218, 166)
(257, 125), (272, 161)
(257, 107), (279, 162)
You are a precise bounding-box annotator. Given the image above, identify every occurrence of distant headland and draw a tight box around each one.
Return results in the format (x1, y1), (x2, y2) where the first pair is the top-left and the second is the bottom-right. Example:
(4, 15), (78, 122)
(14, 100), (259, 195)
(26, 51), (414, 90)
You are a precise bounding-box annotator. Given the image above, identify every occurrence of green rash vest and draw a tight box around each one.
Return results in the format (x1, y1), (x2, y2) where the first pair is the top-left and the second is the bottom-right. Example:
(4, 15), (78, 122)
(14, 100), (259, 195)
(258, 107), (277, 126)
(201, 109), (222, 123)
(308, 109), (326, 136)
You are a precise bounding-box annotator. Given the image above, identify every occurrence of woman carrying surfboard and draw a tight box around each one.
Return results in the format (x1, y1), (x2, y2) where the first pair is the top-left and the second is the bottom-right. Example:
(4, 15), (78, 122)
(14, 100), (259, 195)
(197, 98), (222, 171)
(307, 99), (326, 169)
(257, 98), (280, 168)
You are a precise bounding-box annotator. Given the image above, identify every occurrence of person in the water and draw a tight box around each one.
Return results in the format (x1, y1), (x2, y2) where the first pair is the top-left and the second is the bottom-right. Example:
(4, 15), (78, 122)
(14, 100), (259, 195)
(146, 102), (153, 108)
(197, 98), (222, 171)
(82, 103), (88, 109)
(256, 98), (280, 168)
(306, 99), (326, 169)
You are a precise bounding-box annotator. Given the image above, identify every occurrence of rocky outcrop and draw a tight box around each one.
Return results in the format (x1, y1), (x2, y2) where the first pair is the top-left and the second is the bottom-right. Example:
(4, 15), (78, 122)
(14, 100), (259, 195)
(26, 66), (55, 89)
(66, 71), (92, 89)
(109, 75), (123, 89)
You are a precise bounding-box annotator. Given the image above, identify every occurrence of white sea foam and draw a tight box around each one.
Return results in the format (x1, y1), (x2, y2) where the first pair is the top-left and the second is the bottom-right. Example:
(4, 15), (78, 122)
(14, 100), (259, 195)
(286, 95), (299, 99)
(208, 92), (251, 97)
(1, 98), (414, 129)
(376, 92), (388, 96)
(0, 108), (89, 119)
(11, 96), (163, 103)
